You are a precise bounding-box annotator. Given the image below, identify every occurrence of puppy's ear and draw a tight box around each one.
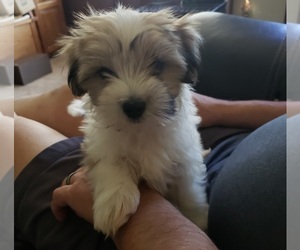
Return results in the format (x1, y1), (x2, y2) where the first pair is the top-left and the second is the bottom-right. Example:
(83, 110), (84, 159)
(68, 59), (86, 97)
(175, 17), (202, 85)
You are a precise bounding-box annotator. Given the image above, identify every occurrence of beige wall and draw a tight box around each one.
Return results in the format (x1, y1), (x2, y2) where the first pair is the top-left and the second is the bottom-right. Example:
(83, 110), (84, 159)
(287, 0), (300, 23)
(232, 0), (286, 23)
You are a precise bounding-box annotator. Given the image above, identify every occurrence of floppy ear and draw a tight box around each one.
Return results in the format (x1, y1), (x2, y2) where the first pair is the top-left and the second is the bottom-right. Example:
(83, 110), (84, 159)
(68, 59), (87, 97)
(175, 17), (202, 85)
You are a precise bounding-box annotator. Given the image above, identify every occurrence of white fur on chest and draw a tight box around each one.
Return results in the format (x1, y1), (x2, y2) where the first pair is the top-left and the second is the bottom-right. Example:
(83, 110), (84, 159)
(70, 85), (208, 235)
(81, 86), (204, 195)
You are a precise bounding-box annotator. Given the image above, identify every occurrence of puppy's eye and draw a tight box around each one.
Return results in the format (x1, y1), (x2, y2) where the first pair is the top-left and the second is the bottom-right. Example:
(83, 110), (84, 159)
(150, 59), (164, 76)
(98, 67), (117, 79)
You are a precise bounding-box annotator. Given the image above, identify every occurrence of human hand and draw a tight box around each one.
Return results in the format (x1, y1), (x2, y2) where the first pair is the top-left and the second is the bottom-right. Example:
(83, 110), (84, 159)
(51, 167), (94, 224)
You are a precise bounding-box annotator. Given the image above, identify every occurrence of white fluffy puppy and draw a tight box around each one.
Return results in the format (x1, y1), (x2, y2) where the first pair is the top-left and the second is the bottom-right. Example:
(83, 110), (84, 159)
(60, 6), (208, 236)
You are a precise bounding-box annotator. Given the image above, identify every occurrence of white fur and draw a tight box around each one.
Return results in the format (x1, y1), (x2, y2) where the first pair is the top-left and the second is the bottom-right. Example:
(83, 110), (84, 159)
(63, 6), (208, 236)
(67, 99), (86, 117)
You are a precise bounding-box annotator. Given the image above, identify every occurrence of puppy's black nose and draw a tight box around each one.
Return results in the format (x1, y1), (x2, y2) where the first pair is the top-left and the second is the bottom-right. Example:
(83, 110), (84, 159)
(122, 98), (146, 121)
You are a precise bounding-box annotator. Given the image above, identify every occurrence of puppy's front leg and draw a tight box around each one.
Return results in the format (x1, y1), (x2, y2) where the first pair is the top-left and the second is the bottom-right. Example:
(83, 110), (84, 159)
(88, 163), (140, 236)
(172, 163), (209, 231)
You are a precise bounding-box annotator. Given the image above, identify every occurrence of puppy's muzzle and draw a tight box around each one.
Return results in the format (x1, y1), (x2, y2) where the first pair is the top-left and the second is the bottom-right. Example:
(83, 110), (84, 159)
(122, 98), (146, 121)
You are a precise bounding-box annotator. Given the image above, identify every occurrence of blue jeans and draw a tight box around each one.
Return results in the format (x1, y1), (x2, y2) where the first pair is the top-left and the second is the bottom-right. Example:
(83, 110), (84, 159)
(208, 116), (286, 250)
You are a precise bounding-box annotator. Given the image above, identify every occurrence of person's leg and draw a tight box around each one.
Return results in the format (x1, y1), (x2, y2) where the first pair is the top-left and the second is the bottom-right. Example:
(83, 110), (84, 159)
(14, 132), (106, 250)
(0, 115), (13, 250)
(14, 115), (67, 179)
(0, 101), (14, 248)
(0, 99), (13, 117)
(0, 114), (13, 180)
(208, 115), (286, 250)
(14, 118), (106, 250)
(14, 88), (108, 249)
(287, 114), (300, 249)
(15, 85), (83, 137)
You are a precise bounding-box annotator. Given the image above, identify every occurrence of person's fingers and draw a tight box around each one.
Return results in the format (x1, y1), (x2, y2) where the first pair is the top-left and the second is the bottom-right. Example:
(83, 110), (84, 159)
(76, 167), (86, 173)
(52, 167), (94, 223)
(51, 185), (71, 221)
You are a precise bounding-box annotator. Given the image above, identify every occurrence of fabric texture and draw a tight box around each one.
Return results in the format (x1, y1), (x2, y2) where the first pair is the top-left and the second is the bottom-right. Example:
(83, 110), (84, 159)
(0, 168), (13, 249)
(208, 115), (286, 250)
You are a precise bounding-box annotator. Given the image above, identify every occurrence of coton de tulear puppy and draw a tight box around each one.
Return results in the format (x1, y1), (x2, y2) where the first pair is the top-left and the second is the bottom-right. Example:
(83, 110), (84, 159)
(60, 6), (208, 236)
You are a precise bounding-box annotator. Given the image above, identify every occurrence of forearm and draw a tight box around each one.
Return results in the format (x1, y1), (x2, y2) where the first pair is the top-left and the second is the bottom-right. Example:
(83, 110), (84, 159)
(114, 185), (217, 250)
(192, 93), (286, 129)
(287, 101), (300, 117)
(52, 170), (217, 249)
(213, 100), (286, 129)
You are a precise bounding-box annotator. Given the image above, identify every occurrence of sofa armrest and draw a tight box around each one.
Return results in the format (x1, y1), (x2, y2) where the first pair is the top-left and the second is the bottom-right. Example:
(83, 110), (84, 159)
(193, 12), (286, 101)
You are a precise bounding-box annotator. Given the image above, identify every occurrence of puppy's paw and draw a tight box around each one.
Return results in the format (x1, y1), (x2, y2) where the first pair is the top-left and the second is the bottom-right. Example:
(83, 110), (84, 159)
(93, 184), (140, 236)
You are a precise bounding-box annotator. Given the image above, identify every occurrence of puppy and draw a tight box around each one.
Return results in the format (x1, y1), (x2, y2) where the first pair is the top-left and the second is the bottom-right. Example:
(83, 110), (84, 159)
(60, 6), (208, 236)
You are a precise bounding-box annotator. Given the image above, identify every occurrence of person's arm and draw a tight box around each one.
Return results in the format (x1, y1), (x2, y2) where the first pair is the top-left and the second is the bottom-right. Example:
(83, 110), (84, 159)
(51, 168), (217, 250)
(192, 92), (286, 129)
(288, 101), (300, 117)
(114, 184), (216, 250)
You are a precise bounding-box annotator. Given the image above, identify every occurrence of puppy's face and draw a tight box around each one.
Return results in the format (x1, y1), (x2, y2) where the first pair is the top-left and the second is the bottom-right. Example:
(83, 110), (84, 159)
(60, 7), (201, 129)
